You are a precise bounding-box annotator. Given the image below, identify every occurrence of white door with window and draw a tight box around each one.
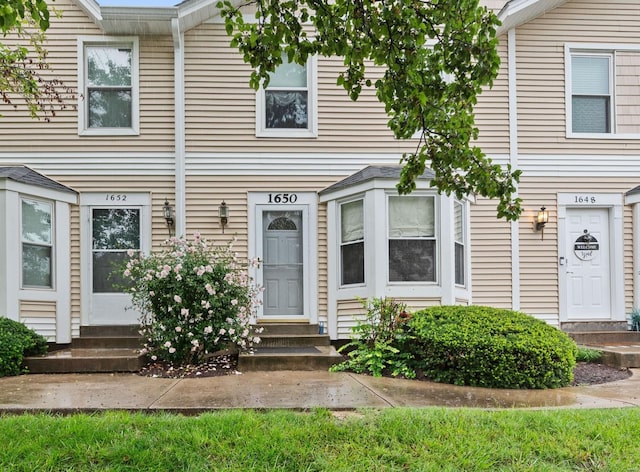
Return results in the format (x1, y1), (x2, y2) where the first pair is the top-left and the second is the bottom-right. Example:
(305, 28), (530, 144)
(81, 193), (150, 325)
(565, 207), (611, 320)
(249, 193), (318, 322)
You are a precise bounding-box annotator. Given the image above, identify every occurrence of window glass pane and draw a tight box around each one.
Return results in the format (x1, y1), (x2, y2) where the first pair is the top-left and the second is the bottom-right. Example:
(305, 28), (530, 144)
(269, 59), (307, 88)
(341, 242), (364, 285)
(265, 91), (308, 128)
(22, 199), (51, 244)
(572, 55), (609, 95)
(93, 251), (132, 293)
(389, 196), (434, 237)
(92, 209), (140, 250)
(341, 200), (364, 243)
(87, 46), (132, 87)
(455, 243), (464, 286)
(22, 244), (52, 287)
(572, 96), (610, 133)
(88, 90), (132, 128)
(389, 240), (435, 282)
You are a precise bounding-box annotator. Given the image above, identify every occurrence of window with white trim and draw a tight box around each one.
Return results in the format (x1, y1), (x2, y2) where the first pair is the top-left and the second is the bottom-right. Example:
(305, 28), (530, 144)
(21, 198), (53, 288)
(79, 38), (139, 135)
(340, 199), (364, 285)
(454, 201), (465, 286)
(571, 53), (613, 134)
(388, 196), (436, 282)
(257, 55), (317, 137)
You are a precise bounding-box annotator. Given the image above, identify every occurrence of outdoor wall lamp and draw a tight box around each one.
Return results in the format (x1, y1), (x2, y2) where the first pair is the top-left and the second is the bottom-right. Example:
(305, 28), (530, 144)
(534, 206), (549, 240)
(218, 201), (229, 233)
(162, 199), (175, 236)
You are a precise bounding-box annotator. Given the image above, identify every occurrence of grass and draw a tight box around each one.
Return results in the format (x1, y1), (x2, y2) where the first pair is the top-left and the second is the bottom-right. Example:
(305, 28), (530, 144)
(576, 346), (603, 363)
(1, 408), (640, 471)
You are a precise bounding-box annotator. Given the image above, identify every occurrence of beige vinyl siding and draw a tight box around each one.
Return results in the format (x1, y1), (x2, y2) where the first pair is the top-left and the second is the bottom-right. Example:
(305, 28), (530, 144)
(616, 51), (640, 134)
(185, 23), (417, 154)
(516, 0), (640, 154)
(517, 176), (634, 318)
(0, 0), (175, 153)
(470, 197), (513, 307)
(20, 300), (57, 340)
(336, 299), (365, 339)
(474, 40), (510, 155)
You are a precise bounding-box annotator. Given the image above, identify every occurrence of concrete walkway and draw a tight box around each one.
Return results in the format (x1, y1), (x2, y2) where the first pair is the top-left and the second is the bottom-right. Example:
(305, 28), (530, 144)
(1, 370), (639, 413)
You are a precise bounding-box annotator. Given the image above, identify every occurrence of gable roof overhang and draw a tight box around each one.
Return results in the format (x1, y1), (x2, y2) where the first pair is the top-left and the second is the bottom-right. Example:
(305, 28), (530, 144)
(0, 166), (78, 204)
(497, 0), (568, 35)
(74, 0), (247, 36)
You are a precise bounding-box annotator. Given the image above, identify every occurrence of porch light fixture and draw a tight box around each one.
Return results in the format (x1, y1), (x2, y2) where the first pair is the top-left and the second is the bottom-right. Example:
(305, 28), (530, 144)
(218, 201), (229, 233)
(534, 206), (549, 240)
(162, 199), (175, 236)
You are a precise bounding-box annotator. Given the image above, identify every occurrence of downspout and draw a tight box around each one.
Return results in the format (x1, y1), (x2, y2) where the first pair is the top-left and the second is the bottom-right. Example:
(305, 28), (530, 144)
(508, 27), (521, 311)
(172, 17), (187, 237)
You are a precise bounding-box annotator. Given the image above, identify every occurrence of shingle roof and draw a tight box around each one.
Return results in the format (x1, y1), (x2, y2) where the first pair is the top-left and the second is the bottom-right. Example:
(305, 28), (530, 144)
(626, 185), (640, 196)
(319, 165), (435, 195)
(0, 166), (77, 194)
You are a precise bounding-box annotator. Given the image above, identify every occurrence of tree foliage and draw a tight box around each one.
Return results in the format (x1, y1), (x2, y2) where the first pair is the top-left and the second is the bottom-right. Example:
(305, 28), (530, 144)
(0, 0), (74, 120)
(219, 0), (521, 220)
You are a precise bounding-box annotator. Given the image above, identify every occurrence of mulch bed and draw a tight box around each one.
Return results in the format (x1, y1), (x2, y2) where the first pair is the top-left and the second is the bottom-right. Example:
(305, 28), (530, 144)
(138, 353), (632, 386)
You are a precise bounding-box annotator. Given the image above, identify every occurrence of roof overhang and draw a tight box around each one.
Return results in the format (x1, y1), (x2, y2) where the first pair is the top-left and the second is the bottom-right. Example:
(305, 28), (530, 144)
(497, 0), (568, 35)
(73, 0), (246, 36)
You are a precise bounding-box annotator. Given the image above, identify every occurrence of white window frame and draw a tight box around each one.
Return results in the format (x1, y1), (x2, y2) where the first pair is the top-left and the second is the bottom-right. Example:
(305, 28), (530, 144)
(77, 36), (140, 136)
(339, 197), (365, 287)
(20, 196), (54, 290)
(565, 43), (640, 139)
(386, 194), (438, 284)
(256, 55), (318, 138)
(454, 200), (465, 287)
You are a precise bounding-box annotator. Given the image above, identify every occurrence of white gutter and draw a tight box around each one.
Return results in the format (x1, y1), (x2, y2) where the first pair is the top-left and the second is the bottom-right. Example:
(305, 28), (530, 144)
(172, 17), (187, 237)
(508, 28), (520, 311)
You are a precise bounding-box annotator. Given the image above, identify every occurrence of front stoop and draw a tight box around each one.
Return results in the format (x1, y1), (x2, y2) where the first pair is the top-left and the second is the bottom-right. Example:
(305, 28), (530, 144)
(238, 323), (342, 371)
(565, 325), (640, 368)
(23, 325), (146, 374)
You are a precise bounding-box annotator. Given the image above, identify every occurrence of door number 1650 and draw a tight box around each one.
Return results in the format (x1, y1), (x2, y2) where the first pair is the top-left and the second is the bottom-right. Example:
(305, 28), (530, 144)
(267, 193), (298, 204)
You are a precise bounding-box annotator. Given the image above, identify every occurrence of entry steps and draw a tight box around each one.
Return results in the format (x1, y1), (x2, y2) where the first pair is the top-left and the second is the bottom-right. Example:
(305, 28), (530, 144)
(238, 322), (342, 371)
(23, 325), (145, 374)
(563, 322), (640, 368)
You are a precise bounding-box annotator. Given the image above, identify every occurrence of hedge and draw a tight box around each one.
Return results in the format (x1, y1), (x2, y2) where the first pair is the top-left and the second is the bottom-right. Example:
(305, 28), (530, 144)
(0, 317), (48, 377)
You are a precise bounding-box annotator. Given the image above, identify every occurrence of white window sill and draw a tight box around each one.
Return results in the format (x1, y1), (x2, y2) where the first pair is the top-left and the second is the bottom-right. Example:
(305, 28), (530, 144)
(79, 128), (140, 137)
(567, 132), (640, 140)
(256, 129), (318, 139)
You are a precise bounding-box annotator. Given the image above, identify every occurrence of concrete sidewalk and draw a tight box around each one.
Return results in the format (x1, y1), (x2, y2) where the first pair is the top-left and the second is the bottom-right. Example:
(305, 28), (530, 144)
(1, 370), (639, 413)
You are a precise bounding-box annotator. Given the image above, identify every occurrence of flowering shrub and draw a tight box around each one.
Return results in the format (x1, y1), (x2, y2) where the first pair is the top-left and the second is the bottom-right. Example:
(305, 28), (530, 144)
(122, 233), (263, 364)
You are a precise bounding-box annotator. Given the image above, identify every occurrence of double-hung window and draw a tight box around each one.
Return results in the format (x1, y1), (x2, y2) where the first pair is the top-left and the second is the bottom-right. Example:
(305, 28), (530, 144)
(454, 201), (465, 286)
(571, 53), (613, 134)
(21, 198), (53, 288)
(388, 196), (436, 282)
(257, 55), (317, 137)
(340, 199), (364, 285)
(79, 38), (139, 135)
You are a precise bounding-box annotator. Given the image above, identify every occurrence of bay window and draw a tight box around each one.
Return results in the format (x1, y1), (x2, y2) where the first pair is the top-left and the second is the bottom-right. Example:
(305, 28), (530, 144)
(21, 198), (53, 288)
(340, 199), (364, 285)
(388, 196), (436, 282)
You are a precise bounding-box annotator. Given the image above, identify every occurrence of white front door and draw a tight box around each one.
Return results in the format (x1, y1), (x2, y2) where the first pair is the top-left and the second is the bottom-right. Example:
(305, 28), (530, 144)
(81, 193), (150, 326)
(262, 210), (303, 317)
(565, 207), (611, 320)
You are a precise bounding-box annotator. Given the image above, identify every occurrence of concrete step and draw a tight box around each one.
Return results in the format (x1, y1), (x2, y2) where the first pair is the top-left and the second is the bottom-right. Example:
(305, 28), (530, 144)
(561, 321), (628, 332)
(578, 343), (640, 369)
(80, 325), (140, 337)
(237, 345), (343, 371)
(568, 331), (640, 345)
(23, 348), (146, 374)
(71, 336), (142, 349)
(256, 322), (321, 336)
(258, 334), (330, 348)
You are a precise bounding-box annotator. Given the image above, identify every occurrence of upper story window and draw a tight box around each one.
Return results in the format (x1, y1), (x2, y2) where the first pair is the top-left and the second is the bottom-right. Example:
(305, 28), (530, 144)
(388, 195), (436, 283)
(21, 198), (53, 288)
(340, 199), (364, 286)
(566, 44), (640, 138)
(257, 55), (318, 138)
(571, 53), (612, 134)
(78, 37), (139, 136)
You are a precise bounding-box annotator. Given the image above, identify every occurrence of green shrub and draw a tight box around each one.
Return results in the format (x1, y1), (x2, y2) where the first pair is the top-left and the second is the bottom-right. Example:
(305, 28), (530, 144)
(330, 297), (416, 378)
(408, 306), (577, 389)
(0, 317), (48, 377)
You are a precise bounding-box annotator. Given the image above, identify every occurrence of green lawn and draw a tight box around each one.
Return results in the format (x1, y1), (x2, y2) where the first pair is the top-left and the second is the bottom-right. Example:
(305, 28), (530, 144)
(1, 408), (640, 471)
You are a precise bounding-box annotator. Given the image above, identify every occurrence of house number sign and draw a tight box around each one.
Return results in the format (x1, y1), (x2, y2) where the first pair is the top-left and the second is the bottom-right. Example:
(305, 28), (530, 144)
(267, 193), (298, 204)
(574, 230), (599, 261)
